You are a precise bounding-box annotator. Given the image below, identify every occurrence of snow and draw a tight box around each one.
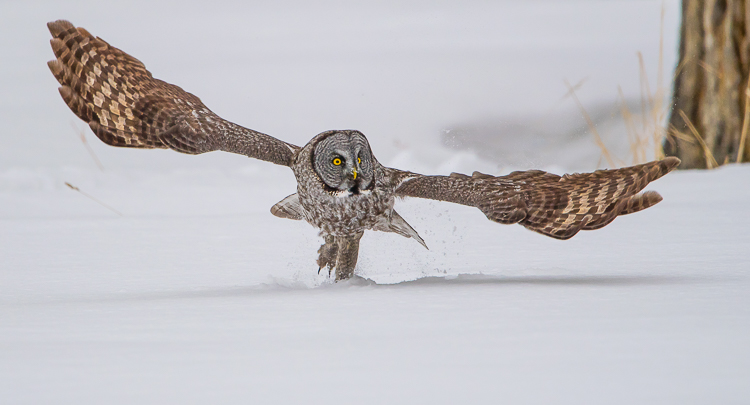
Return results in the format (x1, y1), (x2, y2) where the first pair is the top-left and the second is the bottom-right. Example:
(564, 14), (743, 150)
(2, 0), (750, 403)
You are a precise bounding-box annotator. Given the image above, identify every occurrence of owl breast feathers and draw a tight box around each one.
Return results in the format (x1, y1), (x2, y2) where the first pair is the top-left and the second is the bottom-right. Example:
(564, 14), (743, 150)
(47, 19), (680, 281)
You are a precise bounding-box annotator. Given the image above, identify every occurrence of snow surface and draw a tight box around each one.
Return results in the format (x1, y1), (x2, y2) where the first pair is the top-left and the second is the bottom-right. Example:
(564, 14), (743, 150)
(2, 0), (750, 404)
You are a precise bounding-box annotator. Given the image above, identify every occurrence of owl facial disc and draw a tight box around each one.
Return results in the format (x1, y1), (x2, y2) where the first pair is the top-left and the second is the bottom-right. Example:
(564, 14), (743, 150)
(312, 130), (375, 195)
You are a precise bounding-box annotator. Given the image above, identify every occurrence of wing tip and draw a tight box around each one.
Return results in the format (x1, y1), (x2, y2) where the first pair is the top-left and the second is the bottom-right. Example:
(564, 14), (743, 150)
(640, 190), (663, 203)
(47, 20), (74, 37)
(661, 156), (681, 173)
(414, 233), (428, 250)
(619, 190), (663, 216)
(47, 59), (63, 76)
(57, 84), (72, 99)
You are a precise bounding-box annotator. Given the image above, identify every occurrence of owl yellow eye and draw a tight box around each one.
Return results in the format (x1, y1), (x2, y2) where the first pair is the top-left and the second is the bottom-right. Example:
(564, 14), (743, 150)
(357, 157), (361, 164)
(332, 158), (342, 166)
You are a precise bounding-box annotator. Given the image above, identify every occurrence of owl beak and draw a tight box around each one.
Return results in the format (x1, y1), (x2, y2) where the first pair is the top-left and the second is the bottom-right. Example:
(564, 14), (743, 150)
(352, 168), (358, 180)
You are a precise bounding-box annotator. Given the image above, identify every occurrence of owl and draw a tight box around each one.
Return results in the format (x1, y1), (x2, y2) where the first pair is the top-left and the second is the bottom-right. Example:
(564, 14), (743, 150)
(46, 20), (680, 281)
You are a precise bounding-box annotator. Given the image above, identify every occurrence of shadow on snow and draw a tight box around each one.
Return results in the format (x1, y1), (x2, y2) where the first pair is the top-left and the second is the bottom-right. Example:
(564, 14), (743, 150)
(6, 272), (704, 306)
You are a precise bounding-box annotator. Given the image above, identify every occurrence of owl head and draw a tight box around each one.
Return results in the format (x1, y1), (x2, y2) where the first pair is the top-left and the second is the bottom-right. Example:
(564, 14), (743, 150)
(312, 130), (375, 194)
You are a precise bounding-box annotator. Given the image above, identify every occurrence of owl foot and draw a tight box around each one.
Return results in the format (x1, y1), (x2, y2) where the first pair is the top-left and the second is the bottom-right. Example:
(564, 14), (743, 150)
(316, 233), (364, 281)
(317, 235), (337, 276)
(333, 232), (363, 281)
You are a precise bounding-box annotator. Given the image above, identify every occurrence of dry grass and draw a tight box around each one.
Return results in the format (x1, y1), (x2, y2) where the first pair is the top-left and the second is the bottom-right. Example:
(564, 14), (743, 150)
(666, 124), (698, 144)
(615, 54), (667, 166)
(65, 182), (122, 216)
(71, 121), (105, 171)
(698, 60), (723, 79)
(678, 110), (719, 169)
(566, 43), (668, 168)
(738, 87), (750, 163)
(564, 79), (617, 168)
(618, 86), (644, 164)
(615, 3), (669, 166)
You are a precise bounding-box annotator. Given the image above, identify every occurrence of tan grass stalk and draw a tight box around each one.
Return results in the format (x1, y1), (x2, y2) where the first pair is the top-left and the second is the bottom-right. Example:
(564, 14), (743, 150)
(738, 87), (750, 163)
(657, 4), (665, 97)
(652, 6), (666, 159)
(667, 124), (698, 144)
(559, 77), (589, 101)
(65, 182), (122, 216)
(564, 80), (616, 167)
(678, 110), (718, 169)
(672, 56), (690, 81)
(637, 51), (667, 160)
(698, 60), (723, 79)
(71, 122), (105, 171)
(617, 86), (643, 164)
(637, 52), (652, 132)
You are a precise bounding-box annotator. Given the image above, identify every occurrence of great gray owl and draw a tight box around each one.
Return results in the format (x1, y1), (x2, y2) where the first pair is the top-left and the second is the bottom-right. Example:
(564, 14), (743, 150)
(46, 20), (680, 281)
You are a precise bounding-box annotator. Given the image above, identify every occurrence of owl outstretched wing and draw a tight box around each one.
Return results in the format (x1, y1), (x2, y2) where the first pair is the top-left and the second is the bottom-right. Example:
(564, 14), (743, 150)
(390, 157), (680, 240)
(46, 20), (298, 166)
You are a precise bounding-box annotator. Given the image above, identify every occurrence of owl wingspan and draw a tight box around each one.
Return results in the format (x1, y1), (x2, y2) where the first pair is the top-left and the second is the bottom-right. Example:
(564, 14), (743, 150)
(391, 157), (680, 240)
(47, 20), (299, 166)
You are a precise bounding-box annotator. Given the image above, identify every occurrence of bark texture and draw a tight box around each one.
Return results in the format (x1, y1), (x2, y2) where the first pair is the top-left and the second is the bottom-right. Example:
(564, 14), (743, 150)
(666, 0), (750, 168)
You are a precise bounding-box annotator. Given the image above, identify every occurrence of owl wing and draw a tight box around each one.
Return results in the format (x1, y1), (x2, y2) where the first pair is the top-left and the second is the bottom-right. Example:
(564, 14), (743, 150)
(389, 157), (680, 240)
(46, 20), (298, 167)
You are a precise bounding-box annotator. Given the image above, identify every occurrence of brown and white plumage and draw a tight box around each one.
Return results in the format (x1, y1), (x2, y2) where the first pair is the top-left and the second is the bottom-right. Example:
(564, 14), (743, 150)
(391, 157), (679, 240)
(46, 19), (298, 166)
(47, 20), (680, 281)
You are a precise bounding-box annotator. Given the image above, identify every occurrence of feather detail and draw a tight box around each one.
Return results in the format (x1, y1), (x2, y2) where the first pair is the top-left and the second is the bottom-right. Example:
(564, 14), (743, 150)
(393, 157), (680, 239)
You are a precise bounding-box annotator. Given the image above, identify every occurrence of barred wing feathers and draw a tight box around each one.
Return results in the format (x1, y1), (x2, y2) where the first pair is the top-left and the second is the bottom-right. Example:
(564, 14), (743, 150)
(46, 20), (298, 166)
(393, 157), (680, 240)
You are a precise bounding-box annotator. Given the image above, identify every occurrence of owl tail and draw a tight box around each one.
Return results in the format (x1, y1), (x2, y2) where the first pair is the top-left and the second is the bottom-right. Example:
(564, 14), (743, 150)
(270, 193), (305, 220)
(385, 210), (428, 249)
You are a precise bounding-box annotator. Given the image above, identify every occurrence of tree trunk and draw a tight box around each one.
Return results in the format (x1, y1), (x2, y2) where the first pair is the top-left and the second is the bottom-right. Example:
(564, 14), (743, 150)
(665, 0), (750, 168)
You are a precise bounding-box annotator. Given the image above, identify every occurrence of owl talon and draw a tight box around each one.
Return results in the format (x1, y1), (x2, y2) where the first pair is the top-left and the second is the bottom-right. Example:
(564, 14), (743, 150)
(317, 235), (337, 277)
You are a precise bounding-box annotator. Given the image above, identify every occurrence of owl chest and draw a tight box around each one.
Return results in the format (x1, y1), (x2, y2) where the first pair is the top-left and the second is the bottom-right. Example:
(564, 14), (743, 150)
(298, 188), (393, 236)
